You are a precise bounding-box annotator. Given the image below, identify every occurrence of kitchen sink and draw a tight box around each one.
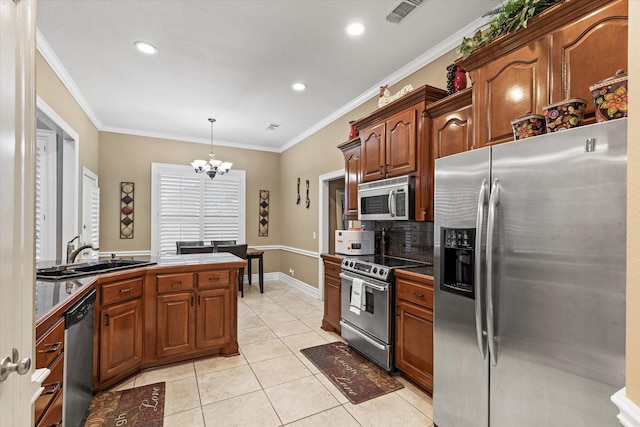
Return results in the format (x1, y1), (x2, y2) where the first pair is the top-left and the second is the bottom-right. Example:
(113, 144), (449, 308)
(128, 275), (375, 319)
(37, 259), (156, 280)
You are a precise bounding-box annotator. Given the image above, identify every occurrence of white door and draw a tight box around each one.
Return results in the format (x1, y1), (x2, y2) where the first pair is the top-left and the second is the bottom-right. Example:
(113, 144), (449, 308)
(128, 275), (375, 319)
(0, 0), (39, 425)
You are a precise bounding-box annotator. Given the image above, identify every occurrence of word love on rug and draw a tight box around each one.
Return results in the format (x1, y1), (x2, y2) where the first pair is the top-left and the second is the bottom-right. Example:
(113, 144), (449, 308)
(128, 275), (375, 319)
(84, 382), (165, 427)
(300, 342), (403, 404)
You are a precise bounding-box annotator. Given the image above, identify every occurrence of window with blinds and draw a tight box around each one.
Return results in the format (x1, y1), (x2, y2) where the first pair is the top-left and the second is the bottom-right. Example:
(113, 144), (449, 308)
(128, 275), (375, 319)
(151, 163), (246, 256)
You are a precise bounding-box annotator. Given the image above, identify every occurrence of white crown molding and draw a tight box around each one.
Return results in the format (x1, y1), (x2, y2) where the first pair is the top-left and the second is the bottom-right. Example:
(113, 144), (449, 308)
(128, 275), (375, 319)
(39, 12), (492, 155)
(612, 388), (640, 427)
(279, 13), (494, 153)
(100, 126), (281, 153)
(36, 28), (103, 130)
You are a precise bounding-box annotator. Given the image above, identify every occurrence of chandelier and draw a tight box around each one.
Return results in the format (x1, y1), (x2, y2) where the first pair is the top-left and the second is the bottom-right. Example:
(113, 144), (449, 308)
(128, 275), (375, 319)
(191, 118), (233, 179)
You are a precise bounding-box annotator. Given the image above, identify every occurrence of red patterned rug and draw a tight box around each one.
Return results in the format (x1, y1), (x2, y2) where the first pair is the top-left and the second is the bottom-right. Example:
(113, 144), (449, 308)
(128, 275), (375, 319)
(300, 342), (403, 404)
(84, 382), (165, 427)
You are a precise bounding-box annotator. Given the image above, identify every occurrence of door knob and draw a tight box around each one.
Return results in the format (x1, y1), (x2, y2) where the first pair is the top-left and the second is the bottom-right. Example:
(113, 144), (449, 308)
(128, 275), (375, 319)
(0, 348), (31, 382)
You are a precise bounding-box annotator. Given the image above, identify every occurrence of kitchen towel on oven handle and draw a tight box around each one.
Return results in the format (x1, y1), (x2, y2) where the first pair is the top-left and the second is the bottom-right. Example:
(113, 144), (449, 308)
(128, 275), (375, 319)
(350, 278), (365, 315)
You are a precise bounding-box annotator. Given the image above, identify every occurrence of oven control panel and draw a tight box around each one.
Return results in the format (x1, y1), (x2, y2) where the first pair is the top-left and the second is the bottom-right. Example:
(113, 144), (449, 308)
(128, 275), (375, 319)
(341, 259), (390, 281)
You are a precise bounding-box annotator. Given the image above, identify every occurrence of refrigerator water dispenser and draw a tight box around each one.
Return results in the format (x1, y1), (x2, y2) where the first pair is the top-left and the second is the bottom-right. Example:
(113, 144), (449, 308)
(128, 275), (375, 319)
(441, 228), (475, 299)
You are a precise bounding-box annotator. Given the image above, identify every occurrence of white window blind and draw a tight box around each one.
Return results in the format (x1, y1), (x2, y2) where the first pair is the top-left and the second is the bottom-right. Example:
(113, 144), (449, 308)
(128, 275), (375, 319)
(151, 164), (245, 256)
(35, 129), (57, 263)
(81, 168), (100, 261)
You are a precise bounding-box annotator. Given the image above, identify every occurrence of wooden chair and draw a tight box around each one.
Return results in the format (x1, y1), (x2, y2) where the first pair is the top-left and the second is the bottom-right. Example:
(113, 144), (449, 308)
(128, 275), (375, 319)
(176, 240), (204, 254)
(216, 244), (248, 297)
(211, 240), (237, 249)
(179, 245), (214, 254)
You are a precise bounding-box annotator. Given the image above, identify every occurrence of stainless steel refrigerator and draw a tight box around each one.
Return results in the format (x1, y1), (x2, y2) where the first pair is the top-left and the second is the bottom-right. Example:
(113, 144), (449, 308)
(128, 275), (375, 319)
(433, 119), (626, 427)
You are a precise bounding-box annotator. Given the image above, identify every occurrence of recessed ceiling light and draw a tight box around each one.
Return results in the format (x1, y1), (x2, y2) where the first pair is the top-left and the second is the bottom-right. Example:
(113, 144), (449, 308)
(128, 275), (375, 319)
(346, 22), (365, 36)
(134, 41), (158, 55)
(292, 82), (307, 92)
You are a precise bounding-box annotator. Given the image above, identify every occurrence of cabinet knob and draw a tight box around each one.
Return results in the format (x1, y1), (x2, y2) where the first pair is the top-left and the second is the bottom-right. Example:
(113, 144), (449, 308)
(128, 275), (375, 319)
(379, 165), (384, 175)
(412, 291), (425, 298)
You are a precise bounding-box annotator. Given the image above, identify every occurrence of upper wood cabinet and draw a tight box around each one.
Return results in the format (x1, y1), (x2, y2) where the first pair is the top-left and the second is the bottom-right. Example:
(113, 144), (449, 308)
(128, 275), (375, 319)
(361, 107), (420, 182)
(460, 0), (628, 148)
(352, 85), (447, 220)
(337, 138), (361, 221)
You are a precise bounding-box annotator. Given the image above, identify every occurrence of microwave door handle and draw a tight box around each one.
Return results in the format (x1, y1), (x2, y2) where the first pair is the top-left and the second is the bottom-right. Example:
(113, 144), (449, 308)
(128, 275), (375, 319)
(388, 190), (395, 217)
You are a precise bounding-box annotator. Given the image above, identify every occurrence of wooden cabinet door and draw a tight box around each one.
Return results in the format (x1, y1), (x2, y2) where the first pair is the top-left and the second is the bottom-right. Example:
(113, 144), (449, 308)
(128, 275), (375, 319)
(360, 122), (386, 182)
(343, 144), (361, 220)
(549, 0), (628, 124)
(471, 39), (549, 148)
(156, 292), (195, 358)
(196, 288), (231, 349)
(432, 104), (473, 159)
(395, 299), (433, 393)
(385, 108), (417, 178)
(100, 298), (143, 382)
(322, 274), (341, 334)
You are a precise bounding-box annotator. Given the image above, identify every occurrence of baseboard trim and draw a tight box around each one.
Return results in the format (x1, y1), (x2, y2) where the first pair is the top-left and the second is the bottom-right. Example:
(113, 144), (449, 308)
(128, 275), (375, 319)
(612, 388), (640, 427)
(277, 273), (320, 299)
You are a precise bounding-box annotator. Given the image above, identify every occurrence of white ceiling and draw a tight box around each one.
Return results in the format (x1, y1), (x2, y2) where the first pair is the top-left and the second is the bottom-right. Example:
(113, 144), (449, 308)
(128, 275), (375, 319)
(36, 0), (498, 153)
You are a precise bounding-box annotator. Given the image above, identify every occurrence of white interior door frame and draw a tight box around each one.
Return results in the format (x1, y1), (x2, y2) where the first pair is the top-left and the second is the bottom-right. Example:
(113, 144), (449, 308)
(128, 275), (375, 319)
(318, 168), (345, 300)
(36, 96), (80, 257)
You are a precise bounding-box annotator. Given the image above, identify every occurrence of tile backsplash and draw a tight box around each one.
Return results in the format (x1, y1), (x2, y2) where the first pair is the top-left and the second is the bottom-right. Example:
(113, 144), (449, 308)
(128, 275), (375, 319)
(362, 221), (434, 264)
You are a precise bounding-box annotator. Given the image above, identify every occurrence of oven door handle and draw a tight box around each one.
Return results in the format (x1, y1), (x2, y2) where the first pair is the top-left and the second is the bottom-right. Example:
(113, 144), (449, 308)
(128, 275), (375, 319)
(340, 320), (387, 351)
(339, 273), (387, 292)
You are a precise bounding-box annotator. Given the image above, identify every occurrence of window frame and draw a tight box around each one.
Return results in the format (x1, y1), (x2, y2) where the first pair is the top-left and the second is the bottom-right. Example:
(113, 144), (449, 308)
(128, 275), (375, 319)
(150, 163), (246, 256)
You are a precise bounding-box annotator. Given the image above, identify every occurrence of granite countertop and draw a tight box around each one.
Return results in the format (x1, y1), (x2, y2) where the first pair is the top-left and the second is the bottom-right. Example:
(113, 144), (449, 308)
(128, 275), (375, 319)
(36, 252), (246, 323)
(397, 265), (434, 278)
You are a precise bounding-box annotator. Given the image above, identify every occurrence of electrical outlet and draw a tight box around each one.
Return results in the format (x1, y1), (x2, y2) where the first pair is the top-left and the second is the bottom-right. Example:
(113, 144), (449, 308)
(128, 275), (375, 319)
(313, 231), (316, 239)
(289, 268), (294, 276)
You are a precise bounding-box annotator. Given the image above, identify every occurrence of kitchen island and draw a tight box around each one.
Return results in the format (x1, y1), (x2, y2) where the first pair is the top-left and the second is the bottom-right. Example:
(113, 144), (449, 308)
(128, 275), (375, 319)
(34, 252), (245, 426)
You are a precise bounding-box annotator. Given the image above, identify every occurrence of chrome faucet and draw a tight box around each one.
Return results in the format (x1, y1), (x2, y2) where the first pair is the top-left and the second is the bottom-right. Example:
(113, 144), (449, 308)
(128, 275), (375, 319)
(67, 244), (99, 264)
(66, 235), (80, 263)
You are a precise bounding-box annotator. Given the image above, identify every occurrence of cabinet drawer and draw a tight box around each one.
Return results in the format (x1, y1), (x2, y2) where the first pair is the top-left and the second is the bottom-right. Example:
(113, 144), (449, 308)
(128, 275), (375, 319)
(197, 270), (231, 288)
(324, 262), (341, 279)
(396, 278), (433, 309)
(36, 318), (64, 369)
(36, 386), (63, 427)
(102, 277), (143, 305)
(34, 353), (63, 424)
(157, 273), (194, 294)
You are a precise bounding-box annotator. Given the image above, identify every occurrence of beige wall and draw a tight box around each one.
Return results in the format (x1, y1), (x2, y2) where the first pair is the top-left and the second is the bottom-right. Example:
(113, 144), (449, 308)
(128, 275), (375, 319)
(627, 1), (639, 403)
(98, 132), (281, 266)
(36, 51), (99, 174)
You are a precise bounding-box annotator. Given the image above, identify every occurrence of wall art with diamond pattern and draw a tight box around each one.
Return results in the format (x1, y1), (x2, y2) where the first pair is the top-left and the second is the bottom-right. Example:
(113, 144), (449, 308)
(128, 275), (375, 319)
(259, 190), (269, 237)
(120, 182), (134, 239)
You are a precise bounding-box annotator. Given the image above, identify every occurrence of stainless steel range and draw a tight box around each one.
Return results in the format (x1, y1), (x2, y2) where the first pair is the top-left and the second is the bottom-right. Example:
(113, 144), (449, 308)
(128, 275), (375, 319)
(340, 255), (427, 371)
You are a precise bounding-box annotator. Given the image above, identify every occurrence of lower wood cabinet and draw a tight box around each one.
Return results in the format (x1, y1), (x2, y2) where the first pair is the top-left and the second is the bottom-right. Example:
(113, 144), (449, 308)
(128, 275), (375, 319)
(152, 269), (235, 361)
(34, 317), (64, 427)
(394, 269), (434, 393)
(321, 254), (342, 334)
(96, 272), (144, 388)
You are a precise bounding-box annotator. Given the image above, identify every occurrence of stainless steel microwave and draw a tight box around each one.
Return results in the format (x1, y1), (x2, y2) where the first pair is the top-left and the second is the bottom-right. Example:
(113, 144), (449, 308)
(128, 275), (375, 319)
(358, 175), (414, 221)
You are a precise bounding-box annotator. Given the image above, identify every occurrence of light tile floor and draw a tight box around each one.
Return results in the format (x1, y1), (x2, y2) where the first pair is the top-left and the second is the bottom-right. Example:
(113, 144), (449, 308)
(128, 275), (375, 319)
(111, 280), (434, 427)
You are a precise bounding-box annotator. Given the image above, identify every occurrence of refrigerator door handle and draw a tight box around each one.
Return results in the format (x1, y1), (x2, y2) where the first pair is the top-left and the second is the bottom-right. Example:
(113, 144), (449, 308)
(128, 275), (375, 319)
(475, 179), (489, 360)
(486, 178), (500, 366)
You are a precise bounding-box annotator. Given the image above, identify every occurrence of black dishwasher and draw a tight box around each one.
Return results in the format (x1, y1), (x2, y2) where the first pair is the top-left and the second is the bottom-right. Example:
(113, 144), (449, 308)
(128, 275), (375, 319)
(63, 288), (96, 427)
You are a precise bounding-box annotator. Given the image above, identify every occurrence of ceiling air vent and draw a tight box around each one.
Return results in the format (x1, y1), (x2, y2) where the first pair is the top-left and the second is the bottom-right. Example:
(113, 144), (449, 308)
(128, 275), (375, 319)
(386, 0), (424, 23)
(265, 123), (281, 131)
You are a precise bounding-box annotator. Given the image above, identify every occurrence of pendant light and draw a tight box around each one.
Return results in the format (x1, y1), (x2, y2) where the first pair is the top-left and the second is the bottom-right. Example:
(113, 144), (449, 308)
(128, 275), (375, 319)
(191, 118), (233, 178)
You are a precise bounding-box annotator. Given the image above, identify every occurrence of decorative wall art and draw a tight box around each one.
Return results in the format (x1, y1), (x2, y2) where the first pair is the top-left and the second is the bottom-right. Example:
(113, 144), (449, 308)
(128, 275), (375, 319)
(120, 182), (134, 239)
(259, 190), (269, 237)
